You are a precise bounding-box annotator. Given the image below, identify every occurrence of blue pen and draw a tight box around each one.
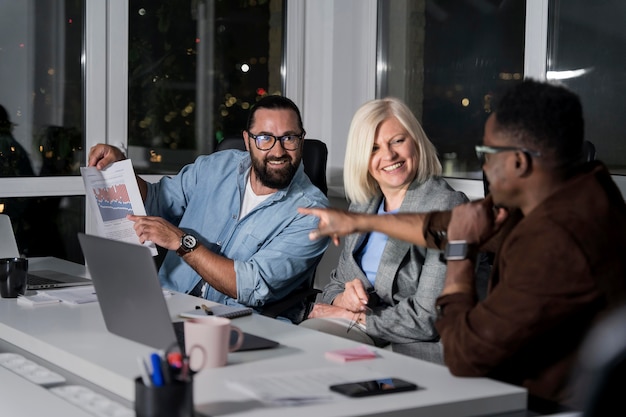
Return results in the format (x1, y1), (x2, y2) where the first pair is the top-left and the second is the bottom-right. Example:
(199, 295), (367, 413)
(150, 353), (164, 386)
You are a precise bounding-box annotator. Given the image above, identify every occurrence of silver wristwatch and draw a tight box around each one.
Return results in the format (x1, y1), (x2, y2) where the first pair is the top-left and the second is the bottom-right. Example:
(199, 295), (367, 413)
(176, 233), (198, 257)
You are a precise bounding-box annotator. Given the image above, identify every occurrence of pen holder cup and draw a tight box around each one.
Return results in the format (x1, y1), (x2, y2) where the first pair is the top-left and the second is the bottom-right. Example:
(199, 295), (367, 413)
(134, 377), (194, 417)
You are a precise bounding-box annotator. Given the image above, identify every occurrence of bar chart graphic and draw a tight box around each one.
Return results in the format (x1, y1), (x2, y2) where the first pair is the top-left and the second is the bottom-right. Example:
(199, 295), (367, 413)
(92, 184), (133, 221)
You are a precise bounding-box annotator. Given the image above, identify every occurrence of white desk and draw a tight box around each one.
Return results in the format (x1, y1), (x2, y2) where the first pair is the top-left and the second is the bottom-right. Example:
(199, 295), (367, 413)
(0, 257), (527, 417)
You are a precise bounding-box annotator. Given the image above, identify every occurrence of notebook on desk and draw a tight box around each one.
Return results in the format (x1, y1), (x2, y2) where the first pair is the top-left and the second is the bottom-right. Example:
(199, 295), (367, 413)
(0, 214), (92, 289)
(77, 233), (278, 352)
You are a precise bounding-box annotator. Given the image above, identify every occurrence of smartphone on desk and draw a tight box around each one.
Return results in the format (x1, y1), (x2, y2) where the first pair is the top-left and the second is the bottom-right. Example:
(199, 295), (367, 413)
(330, 377), (419, 397)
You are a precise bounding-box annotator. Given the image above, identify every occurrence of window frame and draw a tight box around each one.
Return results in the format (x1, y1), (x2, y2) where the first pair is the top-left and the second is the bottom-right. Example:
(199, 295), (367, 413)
(2, 0), (624, 240)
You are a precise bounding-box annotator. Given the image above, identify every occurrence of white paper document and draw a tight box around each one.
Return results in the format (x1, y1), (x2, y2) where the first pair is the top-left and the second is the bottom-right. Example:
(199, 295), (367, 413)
(17, 293), (62, 307)
(226, 366), (383, 406)
(41, 286), (99, 304)
(18, 286), (98, 305)
(80, 159), (157, 255)
(18, 286), (172, 306)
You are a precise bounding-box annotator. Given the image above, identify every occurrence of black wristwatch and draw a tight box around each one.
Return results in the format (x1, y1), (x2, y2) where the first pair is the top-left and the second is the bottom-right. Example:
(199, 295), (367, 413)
(443, 240), (477, 261)
(176, 233), (198, 257)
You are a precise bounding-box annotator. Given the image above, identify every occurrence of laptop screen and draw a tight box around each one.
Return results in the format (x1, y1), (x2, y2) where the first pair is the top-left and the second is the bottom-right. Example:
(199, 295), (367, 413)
(78, 233), (179, 351)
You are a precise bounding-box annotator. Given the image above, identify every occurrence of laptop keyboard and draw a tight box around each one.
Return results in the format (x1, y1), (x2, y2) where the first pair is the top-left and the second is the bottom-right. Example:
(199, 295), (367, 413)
(27, 275), (60, 286)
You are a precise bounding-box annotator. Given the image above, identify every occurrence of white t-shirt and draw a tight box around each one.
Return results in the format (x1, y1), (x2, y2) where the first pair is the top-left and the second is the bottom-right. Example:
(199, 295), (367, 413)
(239, 170), (272, 220)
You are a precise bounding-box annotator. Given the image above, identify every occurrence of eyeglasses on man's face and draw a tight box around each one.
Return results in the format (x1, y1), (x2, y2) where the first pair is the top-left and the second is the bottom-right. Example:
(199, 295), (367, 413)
(475, 144), (541, 165)
(246, 131), (304, 151)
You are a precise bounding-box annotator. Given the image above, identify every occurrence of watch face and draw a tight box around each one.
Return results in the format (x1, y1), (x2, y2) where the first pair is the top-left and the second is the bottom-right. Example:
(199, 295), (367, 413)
(182, 234), (197, 249)
(446, 243), (466, 258)
(445, 241), (469, 261)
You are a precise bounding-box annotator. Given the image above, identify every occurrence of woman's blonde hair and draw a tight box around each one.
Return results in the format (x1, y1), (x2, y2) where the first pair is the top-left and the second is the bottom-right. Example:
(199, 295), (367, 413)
(343, 97), (442, 204)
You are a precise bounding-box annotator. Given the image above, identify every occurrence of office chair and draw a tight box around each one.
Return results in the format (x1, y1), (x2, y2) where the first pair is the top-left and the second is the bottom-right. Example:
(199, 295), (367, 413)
(216, 137), (329, 196)
(570, 303), (626, 417)
(582, 139), (596, 162)
(215, 137), (246, 151)
(216, 137), (329, 322)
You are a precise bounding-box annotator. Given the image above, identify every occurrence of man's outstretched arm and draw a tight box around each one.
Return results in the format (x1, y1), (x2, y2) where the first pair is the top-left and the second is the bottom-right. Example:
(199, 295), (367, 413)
(297, 207), (447, 248)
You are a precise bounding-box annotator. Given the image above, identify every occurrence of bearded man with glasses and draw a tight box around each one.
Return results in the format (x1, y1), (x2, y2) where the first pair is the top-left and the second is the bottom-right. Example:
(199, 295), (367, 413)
(299, 80), (626, 406)
(89, 95), (329, 323)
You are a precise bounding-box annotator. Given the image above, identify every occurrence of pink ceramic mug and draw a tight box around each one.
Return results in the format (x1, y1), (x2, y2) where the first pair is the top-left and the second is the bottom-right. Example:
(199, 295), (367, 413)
(183, 316), (244, 370)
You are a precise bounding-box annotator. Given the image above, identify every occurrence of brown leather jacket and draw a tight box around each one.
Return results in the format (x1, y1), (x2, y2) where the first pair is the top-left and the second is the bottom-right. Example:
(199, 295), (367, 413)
(427, 161), (626, 404)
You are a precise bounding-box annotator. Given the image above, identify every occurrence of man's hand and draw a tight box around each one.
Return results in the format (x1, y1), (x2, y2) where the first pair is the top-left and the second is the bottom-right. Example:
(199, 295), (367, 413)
(88, 144), (126, 170)
(297, 207), (362, 246)
(447, 196), (509, 244)
(439, 196), (509, 297)
(332, 279), (369, 312)
(128, 214), (182, 250)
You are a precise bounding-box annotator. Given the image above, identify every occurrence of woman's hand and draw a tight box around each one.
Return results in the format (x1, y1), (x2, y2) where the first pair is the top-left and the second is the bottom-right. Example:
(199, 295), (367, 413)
(307, 303), (354, 320)
(332, 279), (369, 312)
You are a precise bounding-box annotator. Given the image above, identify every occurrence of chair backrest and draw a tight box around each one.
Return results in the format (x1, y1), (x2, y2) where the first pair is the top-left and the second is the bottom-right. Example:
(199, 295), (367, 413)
(215, 137), (245, 151)
(583, 140), (596, 162)
(570, 303), (626, 417)
(216, 137), (328, 195)
(215, 137), (327, 321)
(301, 139), (329, 196)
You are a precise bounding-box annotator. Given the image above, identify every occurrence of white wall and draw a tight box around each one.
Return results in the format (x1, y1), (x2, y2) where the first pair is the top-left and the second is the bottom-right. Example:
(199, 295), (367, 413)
(284, 0), (378, 288)
(286, 0), (377, 197)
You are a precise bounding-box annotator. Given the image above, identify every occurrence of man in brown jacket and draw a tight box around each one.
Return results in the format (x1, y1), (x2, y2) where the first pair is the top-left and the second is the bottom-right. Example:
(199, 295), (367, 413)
(299, 79), (626, 405)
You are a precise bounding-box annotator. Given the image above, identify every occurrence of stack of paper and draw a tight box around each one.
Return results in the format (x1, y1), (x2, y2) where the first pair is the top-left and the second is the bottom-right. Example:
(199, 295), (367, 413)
(18, 286), (98, 306)
(18, 286), (172, 306)
(17, 294), (62, 306)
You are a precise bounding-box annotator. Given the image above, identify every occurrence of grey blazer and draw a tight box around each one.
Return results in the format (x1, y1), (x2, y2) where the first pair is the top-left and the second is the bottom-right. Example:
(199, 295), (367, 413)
(321, 176), (468, 363)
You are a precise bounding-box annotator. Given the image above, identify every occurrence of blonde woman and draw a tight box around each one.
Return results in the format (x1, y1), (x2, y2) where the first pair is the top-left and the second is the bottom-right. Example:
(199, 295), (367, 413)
(300, 97), (471, 363)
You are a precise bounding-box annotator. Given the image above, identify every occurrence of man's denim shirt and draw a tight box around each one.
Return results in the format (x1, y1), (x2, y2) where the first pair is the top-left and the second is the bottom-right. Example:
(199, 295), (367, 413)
(144, 150), (330, 313)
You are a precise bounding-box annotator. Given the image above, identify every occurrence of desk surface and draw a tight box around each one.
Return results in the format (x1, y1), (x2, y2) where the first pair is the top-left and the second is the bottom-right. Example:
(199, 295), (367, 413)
(0, 257), (527, 417)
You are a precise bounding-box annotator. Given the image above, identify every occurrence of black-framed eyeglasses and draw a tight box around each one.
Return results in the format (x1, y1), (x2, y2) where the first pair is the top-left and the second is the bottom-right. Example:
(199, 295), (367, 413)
(246, 131), (304, 151)
(475, 144), (541, 165)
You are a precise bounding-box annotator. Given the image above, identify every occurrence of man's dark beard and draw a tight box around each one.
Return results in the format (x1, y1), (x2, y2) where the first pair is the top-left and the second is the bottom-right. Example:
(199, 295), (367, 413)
(251, 154), (300, 189)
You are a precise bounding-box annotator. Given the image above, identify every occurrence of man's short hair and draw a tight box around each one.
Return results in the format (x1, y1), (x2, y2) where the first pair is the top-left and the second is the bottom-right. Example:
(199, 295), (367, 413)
(494, 79), (584, 168)
(246, 95), (304, 133)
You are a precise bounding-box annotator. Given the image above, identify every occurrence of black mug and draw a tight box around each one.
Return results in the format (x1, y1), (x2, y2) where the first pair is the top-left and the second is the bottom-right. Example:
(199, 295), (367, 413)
(0, 257), (28, 298)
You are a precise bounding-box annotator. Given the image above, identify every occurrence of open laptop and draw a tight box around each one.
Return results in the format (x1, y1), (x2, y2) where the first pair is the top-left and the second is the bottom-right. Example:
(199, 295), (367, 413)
(77, 232), (279, 352)
(0, 214), (92, 290)
(0, 214), (20, 259)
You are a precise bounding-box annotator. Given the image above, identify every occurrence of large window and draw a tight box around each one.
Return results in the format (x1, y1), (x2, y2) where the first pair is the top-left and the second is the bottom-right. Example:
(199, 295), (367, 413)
(548, 0), (626, 174)
(378, 0), (525, 179)
(3, 1), (625, 264)
(378, 0), (626, 180)
(0, 0), (85, 262)
(127, 0), (285, 174)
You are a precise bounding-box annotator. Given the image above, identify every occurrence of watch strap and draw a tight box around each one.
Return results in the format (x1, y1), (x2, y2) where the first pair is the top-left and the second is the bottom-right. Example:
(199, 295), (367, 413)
(443, 240), (478, 262)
